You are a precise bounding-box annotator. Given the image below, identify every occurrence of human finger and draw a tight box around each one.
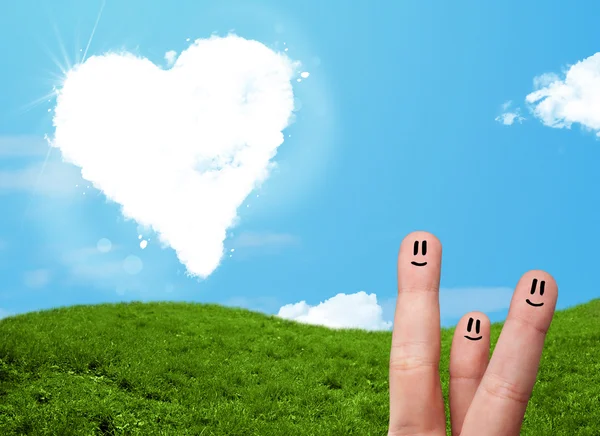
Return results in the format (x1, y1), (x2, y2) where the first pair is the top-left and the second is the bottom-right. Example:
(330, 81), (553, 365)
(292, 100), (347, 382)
(388, 231), (446, 436)
(449, 312), (490, 436)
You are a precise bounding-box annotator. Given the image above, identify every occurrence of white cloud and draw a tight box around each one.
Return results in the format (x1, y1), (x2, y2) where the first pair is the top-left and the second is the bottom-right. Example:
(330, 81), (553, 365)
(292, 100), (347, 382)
(525, 52), (600, 136)
(277, 291), (392, 331)
(23, 269), (52, 289)
(276, 287), (512, 331)
(51, 34), (299, 279)
(495, 100), (525, 125)
(164, 50), (177, 67)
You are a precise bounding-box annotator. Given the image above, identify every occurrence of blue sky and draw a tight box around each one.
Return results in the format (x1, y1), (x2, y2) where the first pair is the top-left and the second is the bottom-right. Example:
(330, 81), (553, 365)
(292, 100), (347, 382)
(1, 0), (600, 330)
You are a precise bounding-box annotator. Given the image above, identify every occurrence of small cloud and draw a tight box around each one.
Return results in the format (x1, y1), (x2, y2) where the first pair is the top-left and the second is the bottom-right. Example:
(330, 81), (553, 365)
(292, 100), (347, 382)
(277, 291), (392, 331)
(23, 269), (51, 289)
(164, 50), (177, 67)
(495, 101), (526, 125)
(525, 52), (600, 136)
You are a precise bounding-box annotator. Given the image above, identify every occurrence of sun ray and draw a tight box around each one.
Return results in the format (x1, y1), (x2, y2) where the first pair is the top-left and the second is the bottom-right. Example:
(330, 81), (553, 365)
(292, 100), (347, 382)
(14, 89), (59, 115)
(82, 0), (106, 63)
(50, 21), (73, 74)
(36, 39), (69, 77)
(20, 0), (106, 228)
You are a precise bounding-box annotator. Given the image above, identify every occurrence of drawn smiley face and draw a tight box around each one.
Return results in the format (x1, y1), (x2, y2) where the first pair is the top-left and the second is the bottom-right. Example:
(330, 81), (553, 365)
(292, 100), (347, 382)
(526, 278), (545, 307)
(411, 240), (428, 267)
(464, 317), (482, 341)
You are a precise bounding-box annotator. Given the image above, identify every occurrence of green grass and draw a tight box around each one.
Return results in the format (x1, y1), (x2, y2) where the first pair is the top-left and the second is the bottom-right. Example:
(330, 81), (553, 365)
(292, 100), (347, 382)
(0, 299), (599, 435)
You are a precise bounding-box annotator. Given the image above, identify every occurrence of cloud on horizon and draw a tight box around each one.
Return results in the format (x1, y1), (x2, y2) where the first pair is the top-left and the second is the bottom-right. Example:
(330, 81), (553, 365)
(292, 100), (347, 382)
(276, 287), (513, 331)
(277, 291), (392, 331)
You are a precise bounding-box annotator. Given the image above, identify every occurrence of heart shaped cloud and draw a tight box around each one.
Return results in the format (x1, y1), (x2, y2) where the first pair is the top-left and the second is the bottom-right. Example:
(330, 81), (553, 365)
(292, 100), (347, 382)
(51, 35), (298, 278)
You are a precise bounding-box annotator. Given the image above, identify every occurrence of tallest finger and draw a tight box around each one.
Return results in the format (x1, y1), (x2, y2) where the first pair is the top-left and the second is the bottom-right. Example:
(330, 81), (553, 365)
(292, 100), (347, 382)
(389, 231), (446, 436)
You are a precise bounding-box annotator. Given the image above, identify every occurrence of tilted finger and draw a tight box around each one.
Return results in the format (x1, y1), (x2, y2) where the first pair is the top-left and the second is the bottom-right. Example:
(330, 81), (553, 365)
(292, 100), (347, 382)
(449, 312), (490, 436)
(388, 231), (446, 436)
(461, 270), (558, 436)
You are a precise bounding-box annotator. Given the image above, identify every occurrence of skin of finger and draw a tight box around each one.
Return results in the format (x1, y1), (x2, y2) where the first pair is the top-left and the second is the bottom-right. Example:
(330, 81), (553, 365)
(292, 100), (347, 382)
(449, 311), (490, 436)
(388, 231), (446, 436)
(460, 270), (558, 436)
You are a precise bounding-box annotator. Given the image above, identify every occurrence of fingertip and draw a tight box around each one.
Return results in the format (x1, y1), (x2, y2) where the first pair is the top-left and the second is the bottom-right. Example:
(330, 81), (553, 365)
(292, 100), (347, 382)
(505, 269), (558, 337)
(454, 311), (490, 342)
(514, 269), (558, 311)
(400, 231), (441, 251)
(397, 231), (442, 291)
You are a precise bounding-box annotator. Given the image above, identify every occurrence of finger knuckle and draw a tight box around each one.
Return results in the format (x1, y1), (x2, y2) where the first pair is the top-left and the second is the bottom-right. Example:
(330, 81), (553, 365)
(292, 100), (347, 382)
(390, 341), (437, 372)
(481, 372), (531, 405)
(509, 315), (549, 336)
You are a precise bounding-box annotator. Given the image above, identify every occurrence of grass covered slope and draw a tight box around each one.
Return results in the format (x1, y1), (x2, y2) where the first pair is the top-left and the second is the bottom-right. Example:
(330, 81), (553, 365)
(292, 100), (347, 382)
(0, 299), (599, 435)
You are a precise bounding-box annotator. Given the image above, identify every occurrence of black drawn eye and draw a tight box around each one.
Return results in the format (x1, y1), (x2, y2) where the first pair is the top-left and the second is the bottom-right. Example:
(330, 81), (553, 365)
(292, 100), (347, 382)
(526, 278), (545, 307)
(530, 278), (538, 295)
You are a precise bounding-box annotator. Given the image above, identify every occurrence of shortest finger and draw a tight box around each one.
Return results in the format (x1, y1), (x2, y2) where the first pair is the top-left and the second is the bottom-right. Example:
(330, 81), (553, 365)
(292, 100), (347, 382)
(449, 312), (491, 436)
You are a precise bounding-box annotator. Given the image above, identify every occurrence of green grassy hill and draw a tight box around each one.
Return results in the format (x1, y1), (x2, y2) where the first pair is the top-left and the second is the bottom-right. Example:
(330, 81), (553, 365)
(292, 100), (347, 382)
(0, 299), (599, 435)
